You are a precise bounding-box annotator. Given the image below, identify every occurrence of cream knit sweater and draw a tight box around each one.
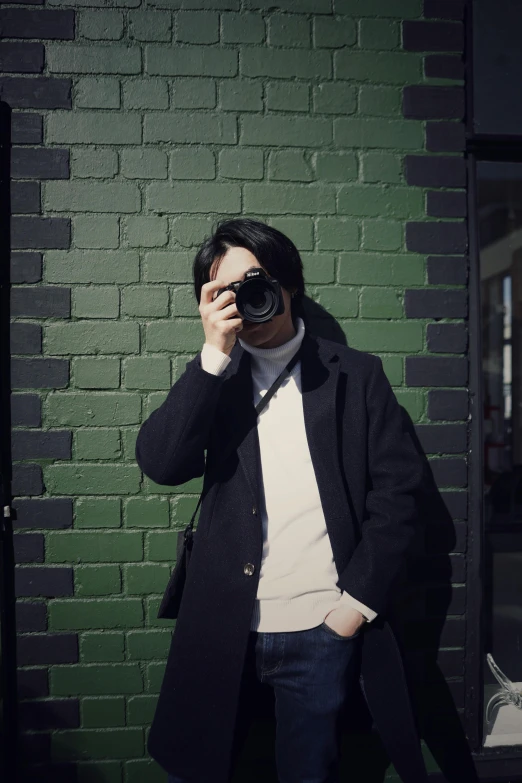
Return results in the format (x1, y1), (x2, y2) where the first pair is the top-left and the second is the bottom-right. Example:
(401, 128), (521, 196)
(200, 316), (377, 632)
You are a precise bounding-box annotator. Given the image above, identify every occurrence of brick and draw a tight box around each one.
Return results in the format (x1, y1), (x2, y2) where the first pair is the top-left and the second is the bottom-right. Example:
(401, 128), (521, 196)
(82, 696), (126, 728)
(173, 77), (216, 108)
(313, 82), (355, 114)
(145, 319), (204, 352)
(362, 220), (402, 252)
(123, 216), (167, 248)
(222, 12), (264, 43)
(406, 222), (467, 254)
(335, 50), (419, 84)
(79, 10), (124, 40)
(71, 148), (118, 179)
(339, 320), (422, 353)
(406, 356), (468, 387)
(46, 463), (141, 495)
(425, 54), (464, 80)
(129, 10), (171, 41)
(11, 216), (70, 250)
(427, 322), (467, 354)
(120, 148), (167, 179)
(127, 629), (170, 660)
(334, 118), (423, 149)
(18, 670), (48, 702)
(13, 498), (73, 530)
(427, 190), (467, 218)
(46, 393), (140, 427)
(427, 255), (467, 285)
(52, 728), (144, 761)
(18, 633), (78, 665)
(12, 113), (43, 144)
(268, 150), (312, 182)
(360, 287), (403, 319)
(75, 77), (120, 109)
(219, 148), (263, 180)
(16, 600), (47, 631)
(0, 9), (74, 40)
(11, 322), (42, 354)
(405, 288), (467, 319)
(75, 429), (121, 460)
(338, 185), (423, 218)
(123, 78), (168, 109)
(428, 389), (468, 421)
(19, 699), (79, 731)
(0, 77), (71, 109)
(16, 565), (73, 597)
(314, 152), (357, 182)
(0, 42), (44, 73)
(146, 45), (237, 76)
(11, 286), (70, 318)
(403, 86), (464, 120)
(244, 183), (335, 214)
(414, 424), (467, 455)
(45, 321), (138, 355)
(124, 497), (169, 528)
(245, 0), (329, 12)
(146, 181), (240, 213)
(47, 111), (141, 144)
(338, 253), (425, 286)
(73, 286), (119, 318)
(45, 182), (140, 214)
(124, 357), (171, 389)
(11, 251), (42, 283)
(430, 458), (467, 487)
(75, 565), (121, 596)
(403, 21), (463, 52)
(12, 181), (41, 214)
(10, 393), (41, 427)
(316, 218), (358, 251)
(12, 463), (43, 495)
(124, 565), (170, 596)
(80, 631), (124, 663)
(14, 532), (44, 563)
(405, 155), (465, 188)
(11, 358), (69, 390)
(359, 19), (399, 50)
(127, 695), (157, 726)
(49, 600), (143, 631)
(50, 664), (142, 697)
(426, 121), (465, 152)
(46, 250), (139, 284)
(355, 152), (403, 185)
(242, 46), (330, 78)
(268, 14), (310, 47)
(12, 430), (71, 460)
(177, 10), (218, 43)
(313, 17), (356, 48)
(121, 286), (169, 317)
(141, 250), (190, 284)
(46, 44), (141, 74)
(73, 216), (119, 249)
(315, 286), (358, 317)
(266, 81), (309, 112)
(144, 112), (236, 144)
(170, 147), (215, 179)
(73, 358), (120, 390)
(360, 86), (401, 118)
(221, 79), (261, 111)
(424, 0), (465, 20)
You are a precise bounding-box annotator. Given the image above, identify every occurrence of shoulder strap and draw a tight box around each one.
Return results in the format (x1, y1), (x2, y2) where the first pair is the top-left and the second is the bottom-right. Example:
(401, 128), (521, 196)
(184, 344), (303, 538)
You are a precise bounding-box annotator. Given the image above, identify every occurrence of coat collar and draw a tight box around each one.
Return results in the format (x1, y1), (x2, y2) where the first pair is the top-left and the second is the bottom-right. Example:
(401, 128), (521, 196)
(218, 327), (345, 532)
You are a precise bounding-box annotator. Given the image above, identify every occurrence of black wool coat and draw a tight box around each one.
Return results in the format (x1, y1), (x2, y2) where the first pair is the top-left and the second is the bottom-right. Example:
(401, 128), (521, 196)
(135, 326), (430, 783)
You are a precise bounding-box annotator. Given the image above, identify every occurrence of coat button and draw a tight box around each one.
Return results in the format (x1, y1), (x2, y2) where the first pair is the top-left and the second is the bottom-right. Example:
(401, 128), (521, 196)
(252, 506), (257, 515)
(244, 563), (255, 576)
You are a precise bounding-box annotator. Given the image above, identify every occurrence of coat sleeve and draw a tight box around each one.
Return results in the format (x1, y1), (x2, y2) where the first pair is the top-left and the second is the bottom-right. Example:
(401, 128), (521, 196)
(135, 352), (227, 486)
(336, 355), (424, 617)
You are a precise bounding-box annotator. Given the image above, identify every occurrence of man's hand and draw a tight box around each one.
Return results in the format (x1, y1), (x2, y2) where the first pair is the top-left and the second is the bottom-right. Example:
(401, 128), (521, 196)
(323, 604), (367, 638)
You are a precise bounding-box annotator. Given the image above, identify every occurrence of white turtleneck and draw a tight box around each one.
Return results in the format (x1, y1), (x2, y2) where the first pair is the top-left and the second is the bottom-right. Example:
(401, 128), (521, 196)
(199, 316), (377, 632)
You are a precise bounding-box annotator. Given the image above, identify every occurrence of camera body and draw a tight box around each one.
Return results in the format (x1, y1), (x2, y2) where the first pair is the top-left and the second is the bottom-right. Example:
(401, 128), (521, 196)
(216, 267), (285, 324)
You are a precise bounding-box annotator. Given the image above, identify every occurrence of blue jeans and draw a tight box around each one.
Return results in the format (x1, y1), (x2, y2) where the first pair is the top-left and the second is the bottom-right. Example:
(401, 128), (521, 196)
(167, 620), (363, 783)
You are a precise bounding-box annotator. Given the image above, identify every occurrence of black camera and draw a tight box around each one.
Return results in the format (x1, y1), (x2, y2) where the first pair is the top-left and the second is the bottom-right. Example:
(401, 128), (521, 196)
(215, 267), (285, 324)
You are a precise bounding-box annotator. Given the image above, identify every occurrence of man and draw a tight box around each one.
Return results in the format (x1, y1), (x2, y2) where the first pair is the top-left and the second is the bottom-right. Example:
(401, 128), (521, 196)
(135, 218), (429, 783)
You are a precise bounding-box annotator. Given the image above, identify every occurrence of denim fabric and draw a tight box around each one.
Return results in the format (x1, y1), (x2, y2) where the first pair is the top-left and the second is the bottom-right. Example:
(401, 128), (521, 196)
(167, 621), (362, 783)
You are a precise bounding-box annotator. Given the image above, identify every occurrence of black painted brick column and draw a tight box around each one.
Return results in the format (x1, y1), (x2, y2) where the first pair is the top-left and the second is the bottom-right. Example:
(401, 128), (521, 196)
(401, 0), (469, 723)
(2, 6), (78, 778)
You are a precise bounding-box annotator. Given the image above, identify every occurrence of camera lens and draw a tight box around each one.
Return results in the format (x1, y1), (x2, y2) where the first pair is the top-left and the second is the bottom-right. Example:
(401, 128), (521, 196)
(237, 279), (278, 323)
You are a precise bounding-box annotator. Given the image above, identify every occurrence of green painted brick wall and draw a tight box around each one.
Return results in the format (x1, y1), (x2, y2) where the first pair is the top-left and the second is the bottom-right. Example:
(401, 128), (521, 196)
(11, 0), (462, 780)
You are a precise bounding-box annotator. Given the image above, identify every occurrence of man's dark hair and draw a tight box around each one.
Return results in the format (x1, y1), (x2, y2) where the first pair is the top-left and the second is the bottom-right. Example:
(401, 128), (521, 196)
(193, 217), (307, 324)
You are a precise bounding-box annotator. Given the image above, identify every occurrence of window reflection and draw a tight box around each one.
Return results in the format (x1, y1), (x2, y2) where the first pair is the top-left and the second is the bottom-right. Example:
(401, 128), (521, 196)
(479, 161), (522, 747)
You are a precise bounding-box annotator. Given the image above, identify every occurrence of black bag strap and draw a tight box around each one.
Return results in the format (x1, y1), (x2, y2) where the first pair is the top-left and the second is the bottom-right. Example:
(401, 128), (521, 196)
(183, 343), (303, 541)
